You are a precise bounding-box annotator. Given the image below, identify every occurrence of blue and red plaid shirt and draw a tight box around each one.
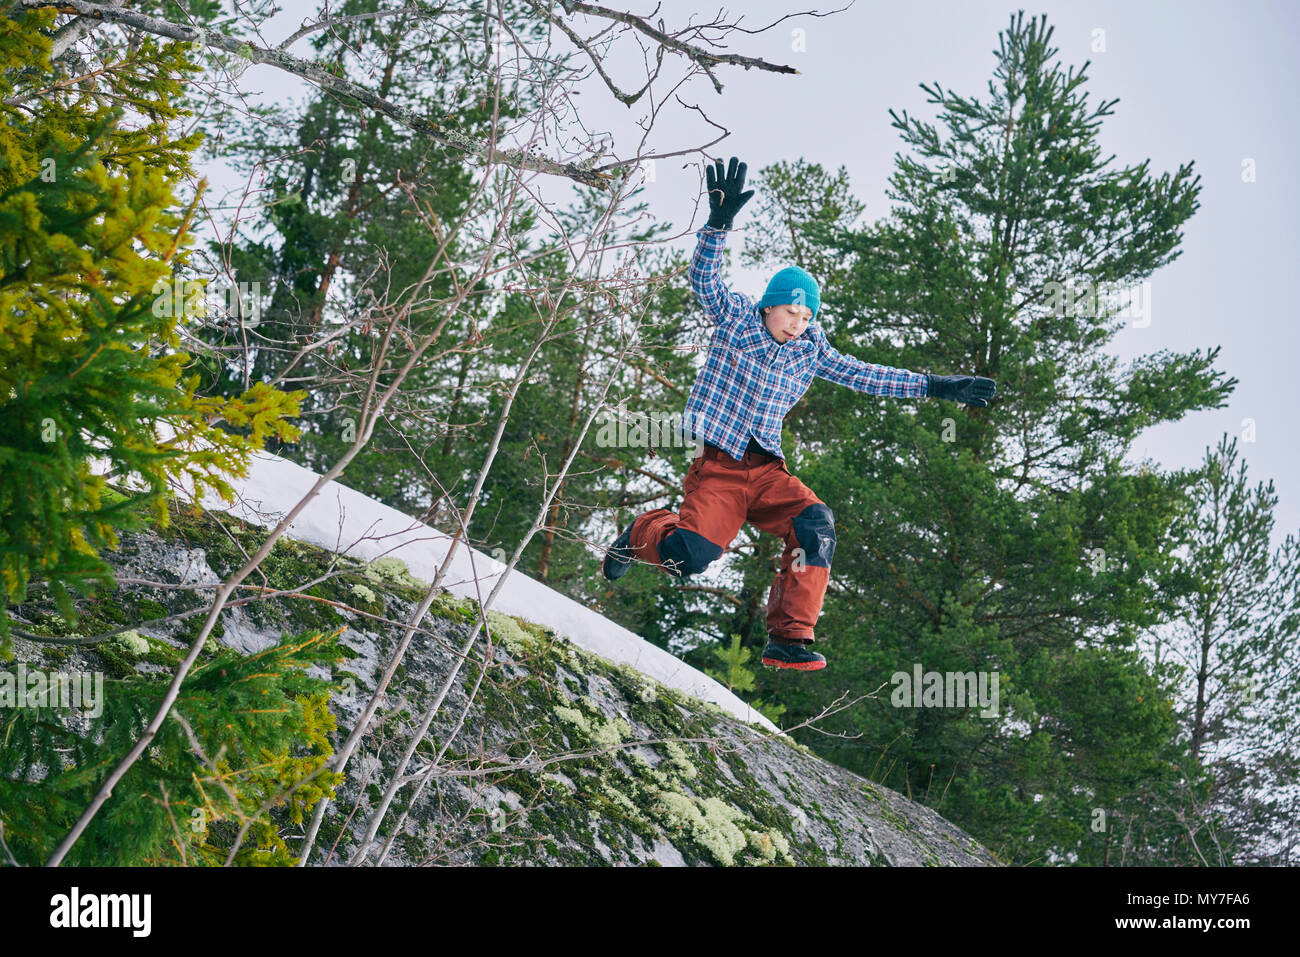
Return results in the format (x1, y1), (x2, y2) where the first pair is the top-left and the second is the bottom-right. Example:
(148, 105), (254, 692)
(682, 225), (929, 462)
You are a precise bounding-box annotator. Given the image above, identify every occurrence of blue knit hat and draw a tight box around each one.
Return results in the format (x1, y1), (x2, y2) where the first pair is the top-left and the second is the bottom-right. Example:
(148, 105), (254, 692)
(758, 266), (820, 320)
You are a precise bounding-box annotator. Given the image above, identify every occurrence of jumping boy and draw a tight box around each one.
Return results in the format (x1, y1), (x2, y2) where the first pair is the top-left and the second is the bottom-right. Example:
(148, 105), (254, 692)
(602, 156), (995, 671)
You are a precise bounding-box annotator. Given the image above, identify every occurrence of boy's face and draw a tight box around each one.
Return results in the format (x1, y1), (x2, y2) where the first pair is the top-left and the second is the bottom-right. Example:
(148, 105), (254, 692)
(763, 303), (812, 343)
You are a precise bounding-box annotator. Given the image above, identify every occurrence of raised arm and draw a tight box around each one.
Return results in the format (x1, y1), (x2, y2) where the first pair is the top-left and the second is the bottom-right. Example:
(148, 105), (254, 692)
(690, 156), (756, 327)
(689, 225), (754, 327)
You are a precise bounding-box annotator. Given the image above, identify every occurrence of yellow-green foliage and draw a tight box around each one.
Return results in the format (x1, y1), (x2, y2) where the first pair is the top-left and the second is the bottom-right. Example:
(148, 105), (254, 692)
(0, 625), (347, 866)
(213, 690), (345, 866)
(0, 14), (305, 653)
(704, 634), (786, 724)
(706, 633), (756, 693)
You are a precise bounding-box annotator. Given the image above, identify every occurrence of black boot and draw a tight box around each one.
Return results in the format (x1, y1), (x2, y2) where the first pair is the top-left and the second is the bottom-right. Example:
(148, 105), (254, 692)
(602, 520), (637, 580)
(761, 637), (826, 671)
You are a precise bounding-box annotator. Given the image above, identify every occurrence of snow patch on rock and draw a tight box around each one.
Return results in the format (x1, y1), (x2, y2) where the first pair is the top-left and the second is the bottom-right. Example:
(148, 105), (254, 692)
(183, 449), (778, 732)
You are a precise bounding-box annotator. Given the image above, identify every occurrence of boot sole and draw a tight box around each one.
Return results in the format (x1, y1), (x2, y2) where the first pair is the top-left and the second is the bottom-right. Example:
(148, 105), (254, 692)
(761, 656), (826, 671)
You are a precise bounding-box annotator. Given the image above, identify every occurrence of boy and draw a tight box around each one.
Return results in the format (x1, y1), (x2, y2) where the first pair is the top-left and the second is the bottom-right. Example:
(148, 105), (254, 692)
(603, 156), (995, 671)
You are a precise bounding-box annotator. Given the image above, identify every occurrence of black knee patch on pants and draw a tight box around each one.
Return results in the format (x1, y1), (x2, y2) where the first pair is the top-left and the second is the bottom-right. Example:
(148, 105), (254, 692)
(658, 528), (723, 577)
(792, 503), (835, 568)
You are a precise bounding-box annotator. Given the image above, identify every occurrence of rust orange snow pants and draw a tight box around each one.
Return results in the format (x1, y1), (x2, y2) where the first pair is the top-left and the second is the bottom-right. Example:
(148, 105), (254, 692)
(627, 443), (836, 642)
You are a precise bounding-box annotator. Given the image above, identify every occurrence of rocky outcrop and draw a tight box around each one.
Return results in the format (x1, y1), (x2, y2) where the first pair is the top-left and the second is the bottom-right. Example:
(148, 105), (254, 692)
(10, 501), (998, 867)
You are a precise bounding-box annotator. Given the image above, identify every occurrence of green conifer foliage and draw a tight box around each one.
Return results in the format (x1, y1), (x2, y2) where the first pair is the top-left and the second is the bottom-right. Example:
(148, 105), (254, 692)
(704, 634), (786, 724)
(0, 627), (347, 866)
(0, 12), (305, 655)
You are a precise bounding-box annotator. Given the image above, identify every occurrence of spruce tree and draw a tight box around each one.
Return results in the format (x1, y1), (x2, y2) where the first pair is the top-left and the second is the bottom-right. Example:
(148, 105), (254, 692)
(0, 623), (346, 866)
(0, 11), (304, 654)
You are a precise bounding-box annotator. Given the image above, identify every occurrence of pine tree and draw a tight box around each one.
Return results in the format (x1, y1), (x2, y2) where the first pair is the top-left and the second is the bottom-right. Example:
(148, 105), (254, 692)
(1149, 434), (1300, 864)
(195, 0), (548, 503)
(467, 187), (698, 590)
(737, 12), (1235, 864)
(704, 633), (786, 723)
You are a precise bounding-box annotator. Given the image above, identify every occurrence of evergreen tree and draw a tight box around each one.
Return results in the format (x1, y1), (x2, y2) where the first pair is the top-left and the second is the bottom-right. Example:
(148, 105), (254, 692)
(0, 10), (303, 654)
(1149, 434), (1300, 864)
(0, 624), (345, 866)
(733, 12), (1235, 864)
(465, 187), (698, 591)
(196, 0), (552, 516)
(0, 6), (341, 867)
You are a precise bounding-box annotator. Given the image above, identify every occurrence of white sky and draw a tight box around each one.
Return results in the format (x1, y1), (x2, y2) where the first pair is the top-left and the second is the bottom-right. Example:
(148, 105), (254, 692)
(214, 0), (1300, 549)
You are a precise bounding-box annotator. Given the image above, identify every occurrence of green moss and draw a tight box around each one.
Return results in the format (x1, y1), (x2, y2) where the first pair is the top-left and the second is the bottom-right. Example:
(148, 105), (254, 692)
(612, 661), (662, 704)
(33, 491), (973, 868)
(136, 599), (168, 620)
(177, 610), (224, 645)
(429, 592), (476, 623)
(86, 598), (129, 625)
(142, 637), (183, 668)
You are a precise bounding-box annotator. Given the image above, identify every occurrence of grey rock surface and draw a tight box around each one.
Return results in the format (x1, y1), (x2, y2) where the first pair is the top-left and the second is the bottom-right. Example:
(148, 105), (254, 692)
(10, 506), (999, 867)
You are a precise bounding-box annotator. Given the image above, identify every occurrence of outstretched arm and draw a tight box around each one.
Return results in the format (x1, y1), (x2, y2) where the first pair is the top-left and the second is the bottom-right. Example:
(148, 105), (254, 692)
(923, 373), (996, 407)
(812, 328), (998, 406)
(813, 330), (930, 398)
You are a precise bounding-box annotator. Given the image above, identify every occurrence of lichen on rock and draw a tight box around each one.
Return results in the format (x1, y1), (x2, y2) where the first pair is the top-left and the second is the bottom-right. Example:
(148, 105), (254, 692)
(349, 583), (378, 604)
(485, 610), (537, 657)
(7, 493), (1000, 868)
(111, 629), (150, 658)
(363, 556), (426, 590)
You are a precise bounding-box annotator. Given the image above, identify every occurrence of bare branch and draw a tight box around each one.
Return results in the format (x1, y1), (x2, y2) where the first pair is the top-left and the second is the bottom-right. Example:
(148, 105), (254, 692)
(48, 0), (122, 60)
(15, 0), (617, 187)
(556, 0), (801, 93)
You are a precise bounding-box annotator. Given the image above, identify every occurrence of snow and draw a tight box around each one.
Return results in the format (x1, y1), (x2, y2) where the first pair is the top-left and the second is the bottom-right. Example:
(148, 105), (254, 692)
(181, 449), (779, 733)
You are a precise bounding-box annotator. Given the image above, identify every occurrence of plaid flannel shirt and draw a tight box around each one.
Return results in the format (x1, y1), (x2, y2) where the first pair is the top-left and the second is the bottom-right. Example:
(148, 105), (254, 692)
(682, 225), (929, 462)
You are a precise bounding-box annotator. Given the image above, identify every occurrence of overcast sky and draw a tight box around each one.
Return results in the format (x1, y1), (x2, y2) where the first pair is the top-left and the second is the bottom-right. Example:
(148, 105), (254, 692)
(224, 0), (1299, 547)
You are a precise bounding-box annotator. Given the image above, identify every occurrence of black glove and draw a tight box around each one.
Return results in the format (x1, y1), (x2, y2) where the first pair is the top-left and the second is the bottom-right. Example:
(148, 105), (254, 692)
(926, 374), (996, 407)
(706, 156), (755, 230)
